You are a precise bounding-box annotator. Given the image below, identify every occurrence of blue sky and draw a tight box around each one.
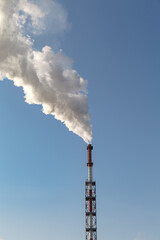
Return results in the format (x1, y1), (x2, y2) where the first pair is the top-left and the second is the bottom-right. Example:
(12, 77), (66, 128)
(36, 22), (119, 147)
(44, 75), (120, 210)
(0, 0), (160, 240)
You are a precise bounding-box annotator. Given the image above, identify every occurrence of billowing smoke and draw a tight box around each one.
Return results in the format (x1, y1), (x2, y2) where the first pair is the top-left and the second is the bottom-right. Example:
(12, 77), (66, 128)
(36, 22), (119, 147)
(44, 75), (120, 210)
(0, 0), (92, 143)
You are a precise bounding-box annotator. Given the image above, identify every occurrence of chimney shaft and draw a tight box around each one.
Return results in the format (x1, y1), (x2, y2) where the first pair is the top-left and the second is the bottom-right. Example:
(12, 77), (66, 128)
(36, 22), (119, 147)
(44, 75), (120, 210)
(87, 144), (93, 163)
(87, 144), (93, 183)
(85, 144), (97, 240)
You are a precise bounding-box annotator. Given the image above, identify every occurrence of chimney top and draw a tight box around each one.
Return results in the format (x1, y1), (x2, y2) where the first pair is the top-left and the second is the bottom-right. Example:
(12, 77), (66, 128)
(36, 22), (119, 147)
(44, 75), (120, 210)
(87, 144), (93, 150)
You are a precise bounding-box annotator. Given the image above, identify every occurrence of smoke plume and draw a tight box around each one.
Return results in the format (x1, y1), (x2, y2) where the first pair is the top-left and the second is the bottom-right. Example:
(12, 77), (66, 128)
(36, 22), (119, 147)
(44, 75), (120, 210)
(0, 0), (92, 143)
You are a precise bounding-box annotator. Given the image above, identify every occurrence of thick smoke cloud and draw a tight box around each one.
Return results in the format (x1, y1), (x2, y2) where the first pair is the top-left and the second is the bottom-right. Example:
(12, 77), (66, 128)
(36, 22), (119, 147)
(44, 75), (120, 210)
(0, 0), (92, 143)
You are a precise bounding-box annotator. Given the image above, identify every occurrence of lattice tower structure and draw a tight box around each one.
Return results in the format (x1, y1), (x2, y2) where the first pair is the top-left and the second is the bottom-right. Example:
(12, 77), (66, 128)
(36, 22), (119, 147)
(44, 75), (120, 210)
(85, 144), (97, 240)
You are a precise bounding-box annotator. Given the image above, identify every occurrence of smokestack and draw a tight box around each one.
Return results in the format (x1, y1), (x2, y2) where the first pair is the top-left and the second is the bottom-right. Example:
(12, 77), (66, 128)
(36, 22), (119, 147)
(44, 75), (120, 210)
(85, 144), (97, 240)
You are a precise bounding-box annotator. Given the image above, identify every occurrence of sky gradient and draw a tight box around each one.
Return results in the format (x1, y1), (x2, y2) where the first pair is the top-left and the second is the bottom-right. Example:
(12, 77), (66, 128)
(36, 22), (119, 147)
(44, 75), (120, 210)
(0, 0), (160, 240)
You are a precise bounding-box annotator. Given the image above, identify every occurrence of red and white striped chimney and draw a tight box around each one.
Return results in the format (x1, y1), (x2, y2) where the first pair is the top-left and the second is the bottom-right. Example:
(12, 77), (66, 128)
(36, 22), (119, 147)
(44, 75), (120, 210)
(87, 144), (93, 240)
(85, 144), (97, 240)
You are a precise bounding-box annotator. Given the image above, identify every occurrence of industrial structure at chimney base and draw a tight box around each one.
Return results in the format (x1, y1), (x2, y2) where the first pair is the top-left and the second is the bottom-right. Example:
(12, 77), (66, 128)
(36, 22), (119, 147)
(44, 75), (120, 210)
(85, 144), (97, 240)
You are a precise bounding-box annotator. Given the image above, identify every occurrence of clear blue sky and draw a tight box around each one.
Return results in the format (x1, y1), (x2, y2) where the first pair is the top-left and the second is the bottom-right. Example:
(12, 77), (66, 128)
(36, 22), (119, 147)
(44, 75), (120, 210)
(0, 0), (160, 240)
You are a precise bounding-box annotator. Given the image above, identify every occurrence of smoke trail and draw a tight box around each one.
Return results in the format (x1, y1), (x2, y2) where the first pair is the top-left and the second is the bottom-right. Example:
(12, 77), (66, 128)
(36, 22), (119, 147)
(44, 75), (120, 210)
(0, 0), (92, 143)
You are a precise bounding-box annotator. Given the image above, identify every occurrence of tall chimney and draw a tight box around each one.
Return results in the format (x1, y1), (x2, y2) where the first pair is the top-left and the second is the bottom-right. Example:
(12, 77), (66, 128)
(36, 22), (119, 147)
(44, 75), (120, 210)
(85, 144), (97, 240)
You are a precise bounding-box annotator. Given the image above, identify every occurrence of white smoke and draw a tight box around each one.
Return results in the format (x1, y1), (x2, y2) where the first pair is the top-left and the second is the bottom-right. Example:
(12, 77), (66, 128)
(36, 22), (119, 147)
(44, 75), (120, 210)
(0, 0), (92, 143)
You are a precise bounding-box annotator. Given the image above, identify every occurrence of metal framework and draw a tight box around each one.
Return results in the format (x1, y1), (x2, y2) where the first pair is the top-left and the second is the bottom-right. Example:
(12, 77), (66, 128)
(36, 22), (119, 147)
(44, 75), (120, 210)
(85, 144), (97, 240)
